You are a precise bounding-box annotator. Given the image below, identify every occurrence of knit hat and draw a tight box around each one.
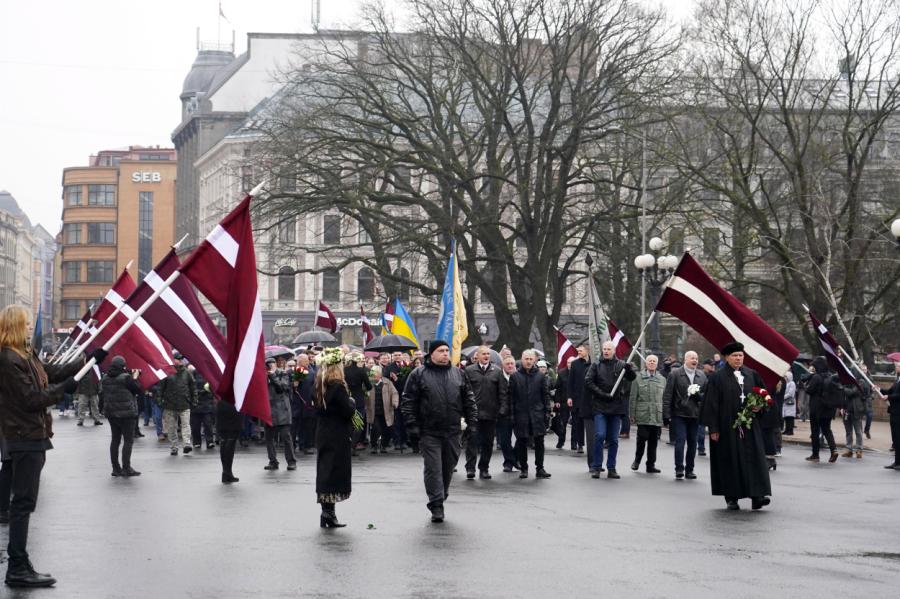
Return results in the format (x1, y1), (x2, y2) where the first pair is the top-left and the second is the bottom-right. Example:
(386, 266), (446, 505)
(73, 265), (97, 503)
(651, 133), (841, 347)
(427, 339), (449, 356)
(111, 355), (126, 368)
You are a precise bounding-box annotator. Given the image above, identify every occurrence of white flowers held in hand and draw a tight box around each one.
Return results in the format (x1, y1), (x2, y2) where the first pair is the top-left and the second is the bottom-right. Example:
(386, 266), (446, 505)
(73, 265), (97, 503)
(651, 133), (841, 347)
(687, 383), (701, 396)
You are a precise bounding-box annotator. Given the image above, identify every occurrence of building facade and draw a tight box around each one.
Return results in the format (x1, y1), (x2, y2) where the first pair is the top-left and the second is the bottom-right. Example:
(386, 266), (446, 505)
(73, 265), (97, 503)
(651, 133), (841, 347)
(56, 147), (176, 330)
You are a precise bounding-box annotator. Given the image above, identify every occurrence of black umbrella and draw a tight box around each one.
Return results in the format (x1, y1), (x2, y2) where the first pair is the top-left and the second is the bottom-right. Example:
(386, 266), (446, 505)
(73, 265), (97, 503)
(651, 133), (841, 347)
(364, 334), (418, 353)
(462, 346), (502, 365)
(292, 330), (337, 345)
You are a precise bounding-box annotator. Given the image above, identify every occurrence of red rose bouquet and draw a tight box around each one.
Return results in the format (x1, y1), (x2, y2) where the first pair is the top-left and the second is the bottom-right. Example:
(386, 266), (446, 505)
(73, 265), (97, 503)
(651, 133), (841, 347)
(732, 386), (772, 435)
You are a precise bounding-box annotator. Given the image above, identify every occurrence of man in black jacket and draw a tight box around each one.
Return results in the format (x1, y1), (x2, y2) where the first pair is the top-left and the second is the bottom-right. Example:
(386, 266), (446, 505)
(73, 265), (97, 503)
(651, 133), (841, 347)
(505, 350), (552, 479)
(663, 350), (708, 480)
(463, 346), (503, 479)
(401, 340), (477, 523)
(567, 345), (590, 456)
(584, 341), (635, 479)
(553, 362), (571, 449)
(805, 356), (841, 463)
(345, 357), (372, 452)
(881, 361), (900, 470)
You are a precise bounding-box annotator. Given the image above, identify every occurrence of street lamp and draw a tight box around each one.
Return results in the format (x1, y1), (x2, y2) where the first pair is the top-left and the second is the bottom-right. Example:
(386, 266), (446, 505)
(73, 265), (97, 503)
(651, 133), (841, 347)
(892, 218), (900, 250)
(633, 236), (677, 355)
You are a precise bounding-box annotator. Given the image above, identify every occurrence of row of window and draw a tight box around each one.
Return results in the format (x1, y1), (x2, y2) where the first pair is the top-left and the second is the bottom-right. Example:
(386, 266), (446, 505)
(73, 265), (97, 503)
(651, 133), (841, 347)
(275, 267), (410, 302)
(63, 222), (116, 245)
(62, 261), (115, 284)
(65, 184), (116, 207)
(276, 214), (348, 245)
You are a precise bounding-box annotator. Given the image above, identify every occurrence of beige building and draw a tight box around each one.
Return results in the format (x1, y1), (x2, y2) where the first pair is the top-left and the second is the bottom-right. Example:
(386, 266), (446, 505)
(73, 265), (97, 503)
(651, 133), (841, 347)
(56, 147), (176, 329)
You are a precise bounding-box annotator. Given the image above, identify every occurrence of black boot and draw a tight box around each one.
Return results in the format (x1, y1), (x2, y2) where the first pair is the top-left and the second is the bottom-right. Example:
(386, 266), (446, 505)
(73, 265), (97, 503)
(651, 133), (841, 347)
(122, 466), (141, 477)
(221, 472), (240, 484)
(5, 559), (56, 588)
(320, 503), (346, 528)
(111, 463), (123, 477)
(428, 501), (444, 523)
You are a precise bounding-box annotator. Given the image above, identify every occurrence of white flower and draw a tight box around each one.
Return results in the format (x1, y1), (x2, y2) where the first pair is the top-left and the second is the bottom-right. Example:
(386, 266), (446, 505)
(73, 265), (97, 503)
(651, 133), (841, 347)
(687, 383), (701, 396)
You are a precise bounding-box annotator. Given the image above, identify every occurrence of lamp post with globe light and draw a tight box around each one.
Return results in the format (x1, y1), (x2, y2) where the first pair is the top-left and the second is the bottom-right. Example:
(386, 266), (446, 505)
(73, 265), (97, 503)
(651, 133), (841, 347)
(892, 218), (900, 251)
(633, 236), (678, 355)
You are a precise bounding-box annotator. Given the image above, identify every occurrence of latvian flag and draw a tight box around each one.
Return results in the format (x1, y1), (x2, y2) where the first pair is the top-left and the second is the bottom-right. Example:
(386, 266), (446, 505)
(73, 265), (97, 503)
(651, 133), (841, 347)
(655, 253), (799, 389)
(607, 319), (633, 361)
(316, 300), (338, 333)
(808, 311), (860, 388)
(555, 327), (578, 369)
(360, 305), (376, 345)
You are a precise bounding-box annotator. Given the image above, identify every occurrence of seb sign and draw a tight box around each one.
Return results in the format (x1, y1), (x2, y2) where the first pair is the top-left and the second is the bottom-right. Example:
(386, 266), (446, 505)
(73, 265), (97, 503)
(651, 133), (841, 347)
(131, 172), (163, 183)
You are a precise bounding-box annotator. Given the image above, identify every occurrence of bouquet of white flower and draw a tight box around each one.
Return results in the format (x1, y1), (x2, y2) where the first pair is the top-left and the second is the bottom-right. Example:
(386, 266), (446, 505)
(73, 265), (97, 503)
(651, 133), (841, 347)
(687, 383), (701, 396)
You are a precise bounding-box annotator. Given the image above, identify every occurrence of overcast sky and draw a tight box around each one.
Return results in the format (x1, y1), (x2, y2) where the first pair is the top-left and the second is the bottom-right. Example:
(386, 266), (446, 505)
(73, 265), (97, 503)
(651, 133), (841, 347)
(0, 0), (694, 233)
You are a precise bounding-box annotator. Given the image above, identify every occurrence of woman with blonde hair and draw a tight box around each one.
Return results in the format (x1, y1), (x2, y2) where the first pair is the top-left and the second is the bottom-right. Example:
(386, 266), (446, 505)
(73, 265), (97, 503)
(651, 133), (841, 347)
(314, 347), (356, 528)
(0, 305), (105, 587)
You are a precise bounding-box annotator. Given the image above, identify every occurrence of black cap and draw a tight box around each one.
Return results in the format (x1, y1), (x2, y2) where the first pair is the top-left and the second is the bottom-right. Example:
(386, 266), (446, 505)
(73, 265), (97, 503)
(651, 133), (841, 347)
(702, 359), (715, 366)
(427, 339), (449, 356)
(721, 341), (744, 356)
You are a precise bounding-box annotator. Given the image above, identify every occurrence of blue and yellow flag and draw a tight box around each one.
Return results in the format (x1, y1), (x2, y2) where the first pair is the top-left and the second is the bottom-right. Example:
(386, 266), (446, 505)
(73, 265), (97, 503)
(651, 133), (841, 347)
(435, 241), (468, 365)
(391, 298), (419, 348)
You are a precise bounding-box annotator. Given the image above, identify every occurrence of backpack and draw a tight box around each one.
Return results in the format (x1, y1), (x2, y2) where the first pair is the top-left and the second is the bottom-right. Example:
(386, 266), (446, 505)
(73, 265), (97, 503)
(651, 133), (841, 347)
(821, 375), (846, 410)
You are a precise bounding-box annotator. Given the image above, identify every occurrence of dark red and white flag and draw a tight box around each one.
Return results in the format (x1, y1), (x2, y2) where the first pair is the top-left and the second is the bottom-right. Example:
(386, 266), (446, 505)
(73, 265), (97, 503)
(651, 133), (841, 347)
(382, 299), (395, 334)
(67, 307), (94, 343)
(655, 253), (799, 389)
(128, 249), (227, 392)
(807, 311), (860, 388)
(87, 270), (176, 388)
(555, 327), (578, 369)
(316, 300), (338, 333)
(607, 319), (633, 361)
(179, 195), (270, 424)
(360, 305), (376, 345)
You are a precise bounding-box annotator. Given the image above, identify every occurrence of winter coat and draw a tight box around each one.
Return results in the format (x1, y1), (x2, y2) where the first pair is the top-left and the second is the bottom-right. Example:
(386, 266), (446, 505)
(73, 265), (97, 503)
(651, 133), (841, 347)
(662, 366), (707, 420)
(630, 371), (666, 426)
(316, 382), (355, 497)
(345, 363), (372, 410)
(843, 383), (866, 419)
(584, 358), (635, 416)
(75, 369), (100, 396)
(267, 369), (293, 427)
(887, 375), (900, 416)
(567, 357), (591, 417)
(384, 362), (410, 398)
(464, 362), (504, 421)
(158, 366), (196, 412)
(504, 365), (552, 438)
(366, 379), (400, 426)
(100, 363), (141, 419)
(401, 361), (477, 437)
(806, 357), (843, 419)
(0, 348), (81, 450)
(782, 374), (797, 418)
(191, 371), (216, 414)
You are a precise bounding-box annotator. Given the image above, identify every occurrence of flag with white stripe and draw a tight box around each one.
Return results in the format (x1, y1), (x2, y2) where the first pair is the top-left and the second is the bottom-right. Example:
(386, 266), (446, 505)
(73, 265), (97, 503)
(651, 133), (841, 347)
(316, 300), (338, 333)
(360, 305), (375, 345)
(179, 195), (271, 424)
(607, 319), (633, 361)
(807, 311), (860, 388)
(655, 253), (799, 389)
(555, 327), (578, 369)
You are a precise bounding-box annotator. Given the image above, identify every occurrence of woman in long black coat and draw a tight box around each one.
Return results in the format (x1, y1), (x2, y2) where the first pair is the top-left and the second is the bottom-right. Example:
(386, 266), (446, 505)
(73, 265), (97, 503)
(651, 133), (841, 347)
(314, 355), (356, 528)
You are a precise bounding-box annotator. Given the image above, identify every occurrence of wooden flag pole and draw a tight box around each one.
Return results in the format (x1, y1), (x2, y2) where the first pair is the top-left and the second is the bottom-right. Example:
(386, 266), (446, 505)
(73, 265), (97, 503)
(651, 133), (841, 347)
(74, 270), (181, 382)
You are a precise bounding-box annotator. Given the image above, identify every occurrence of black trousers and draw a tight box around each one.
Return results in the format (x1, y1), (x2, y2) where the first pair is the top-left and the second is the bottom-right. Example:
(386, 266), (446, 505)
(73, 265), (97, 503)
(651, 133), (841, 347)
(370, 414), (390, 450)
(290, 417), (303, 448)
(890, 414), (900, 465)
(783, 416), (795, 435)
(571, 412), (584, 449)
(109, 416), (136, 469)
(6, 450), (46, 565)
(0, 458), (11, 512)
(464, 419), (497, 473)
(634, 424), (660, 467)
(301, 416), (317, 450)
(265, 424), (296, 465)
(219, 431), (238, 475)
(515, 434), (545, 471)
(810, 417), (836, 456)
(553, 407), (570, 447)
(190, 412), (215, 446)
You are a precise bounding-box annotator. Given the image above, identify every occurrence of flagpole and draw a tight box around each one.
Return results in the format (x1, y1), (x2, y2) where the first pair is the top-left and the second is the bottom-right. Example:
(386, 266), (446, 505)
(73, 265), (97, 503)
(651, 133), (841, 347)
(50, 321), (93, 364)
(802, 304), (884, 399)
(610, 311), (658, 397)
(73, 270), (182, 382)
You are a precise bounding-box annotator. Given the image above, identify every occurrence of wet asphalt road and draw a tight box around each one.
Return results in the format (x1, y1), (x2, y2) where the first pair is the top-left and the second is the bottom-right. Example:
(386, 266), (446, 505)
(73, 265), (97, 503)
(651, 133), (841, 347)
(1, 419), (898, 599)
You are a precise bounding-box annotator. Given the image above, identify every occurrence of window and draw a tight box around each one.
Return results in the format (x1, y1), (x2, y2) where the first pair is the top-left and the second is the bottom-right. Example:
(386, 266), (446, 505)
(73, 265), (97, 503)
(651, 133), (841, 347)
(63, 261), (81, 283)
(87, 184), (115, 206)
(64, 223), (82, 245)
(668, 227), (684, 257)
(279, 171), (296, 192)
(358, 223), (371, 244)
(322, 269), (340, 301)
(86, 261), (114, 283)
(241, 165), (254, 193)
(138, 192), (153, 279)
(87, 222), (116, 244)
(394, 268), (410, 302)
(65, 185), (82, 206)
(323, 215), (341, 245)
(703, 227), (721, 258)
(278, 218), (296, 243)
(393, 166), (411, 189)
(357, 267), (375, 302)
(277, 266), (295, 300)
(63, 300), (82, 321)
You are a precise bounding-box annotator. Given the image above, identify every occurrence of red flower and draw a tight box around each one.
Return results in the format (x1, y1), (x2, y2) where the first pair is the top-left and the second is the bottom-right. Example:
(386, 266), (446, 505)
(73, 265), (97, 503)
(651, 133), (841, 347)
(766, 396), (775, 406)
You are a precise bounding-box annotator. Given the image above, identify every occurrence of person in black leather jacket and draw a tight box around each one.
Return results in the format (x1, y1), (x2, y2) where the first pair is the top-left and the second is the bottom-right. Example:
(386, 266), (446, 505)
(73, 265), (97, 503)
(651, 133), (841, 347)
(584, 341), (635, 479)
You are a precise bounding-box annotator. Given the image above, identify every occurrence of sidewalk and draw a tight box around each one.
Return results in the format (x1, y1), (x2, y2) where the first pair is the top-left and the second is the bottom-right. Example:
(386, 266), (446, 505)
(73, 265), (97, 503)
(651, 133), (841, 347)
(780, 418), (893, 454)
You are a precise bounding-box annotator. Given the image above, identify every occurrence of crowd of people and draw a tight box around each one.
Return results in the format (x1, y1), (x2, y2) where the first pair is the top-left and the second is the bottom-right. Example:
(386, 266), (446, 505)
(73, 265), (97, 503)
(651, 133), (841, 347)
(1, 302), (899, 588)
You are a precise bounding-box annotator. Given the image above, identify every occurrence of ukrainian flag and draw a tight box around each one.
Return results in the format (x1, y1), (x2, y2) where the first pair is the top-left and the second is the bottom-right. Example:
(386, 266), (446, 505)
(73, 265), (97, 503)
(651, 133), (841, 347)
(391, 298), (419, 348)
(435, 241), (468, 365)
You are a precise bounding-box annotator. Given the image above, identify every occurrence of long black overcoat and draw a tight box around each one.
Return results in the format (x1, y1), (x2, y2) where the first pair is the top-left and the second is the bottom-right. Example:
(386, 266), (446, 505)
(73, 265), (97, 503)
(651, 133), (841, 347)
(315, 382), (355, 497)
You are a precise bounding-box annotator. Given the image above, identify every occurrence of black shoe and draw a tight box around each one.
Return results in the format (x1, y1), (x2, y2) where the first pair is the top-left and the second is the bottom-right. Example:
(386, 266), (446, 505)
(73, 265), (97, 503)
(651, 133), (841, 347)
(675, 470), (684, 479)
(122, 467), (141, 477)
(726, 500), (740, 511)
(320, 509), (347, 528)
(207, 443), (215, 450)
(591, 469), (600, 479)
(751, 497), (770, 510)
(607, 469), (620, 479)
(535, 469), (551, 479)
(5, 561), (56, 588)
(94, 420), (103, 426)
(698, 450), (707, 456)
(685, 471), (697, 480)
(502, 465), (513, 473)
(519, 470), (528, 479)
(885, 463), (900, 469)
(111, 465), (123, 477)
(287, 462), (297, 471)
(76, 421), (84, 426)
(170, 448), (178, 456)
(134, 431), (145, 438)
(183, 446), (192, 454)
(631, 460), (639, 471)
(577, 447), (584, 454)
(479, 470), (492, 480)
(865, 431), (871, 439)
(429, 502), (444, 523)
(222, 473), (240, 483)
(646, 465), (661, 474)
(0, 510), (8, 524)
(466, 469), (475, 480)
(264, 462), (279, 470)
(555, 442), (564, 449)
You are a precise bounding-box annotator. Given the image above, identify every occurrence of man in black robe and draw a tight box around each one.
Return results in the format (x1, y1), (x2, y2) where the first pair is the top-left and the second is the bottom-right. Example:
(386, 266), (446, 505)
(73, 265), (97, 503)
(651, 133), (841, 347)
(701, 342), (772, 511)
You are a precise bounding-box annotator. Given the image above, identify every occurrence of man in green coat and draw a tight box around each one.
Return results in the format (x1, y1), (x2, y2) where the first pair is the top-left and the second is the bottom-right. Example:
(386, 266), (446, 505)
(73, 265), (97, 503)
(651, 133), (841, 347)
(629, 355), (665, 474)
(159, 352), (197, 456)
